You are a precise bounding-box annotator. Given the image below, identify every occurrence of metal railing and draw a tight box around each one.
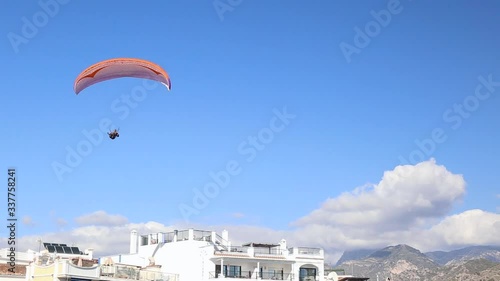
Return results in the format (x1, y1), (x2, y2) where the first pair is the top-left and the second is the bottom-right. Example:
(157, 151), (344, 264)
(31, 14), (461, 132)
(101, 265), (140, 279)
(193, 230), (212, 241)
(216, 246), (286, 256)
(299, 276), (317, 281)
(100, 265), (179, 281)
(228, 246), (248, 253)
(149, 233), (159, 244)
(208, 271), (294, 280)
(163, 232), (175, 243)
(215, 234), (228, 245)
(208, 271), (253, 279)
(214, 234), (229, 251)
(259, 271), (293, 280)
(296, 247), (321, 255)
(176, 230), (189, 241)
(253, 247), (284, 255)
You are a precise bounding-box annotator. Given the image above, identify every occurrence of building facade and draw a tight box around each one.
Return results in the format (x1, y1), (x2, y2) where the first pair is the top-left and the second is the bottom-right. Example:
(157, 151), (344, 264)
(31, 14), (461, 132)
(25, 243), (100, 281)
(100, 228), (325, 281)
(0, 248), (34, 281)
(4, 229), (326, 281)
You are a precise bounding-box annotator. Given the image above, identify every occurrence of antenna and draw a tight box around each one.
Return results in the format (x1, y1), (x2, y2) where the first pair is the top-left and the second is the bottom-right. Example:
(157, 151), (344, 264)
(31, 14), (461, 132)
(36, 237), (42, 252)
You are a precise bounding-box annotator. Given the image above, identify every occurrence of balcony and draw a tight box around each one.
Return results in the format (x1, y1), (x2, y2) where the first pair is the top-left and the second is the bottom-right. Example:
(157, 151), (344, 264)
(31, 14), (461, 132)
(57, 260), (100, 279)
(215, 246), (323, 261)
(288, 247), (323, 259)
(140, 229), (212, 246)
(253, 247), (286, 258)
(136, 229), (323, 261)
(208, 271), (294, 280)
(99, 265), (178, 281)
(192, 230), (212, 241)
(259, 271), (293, 280)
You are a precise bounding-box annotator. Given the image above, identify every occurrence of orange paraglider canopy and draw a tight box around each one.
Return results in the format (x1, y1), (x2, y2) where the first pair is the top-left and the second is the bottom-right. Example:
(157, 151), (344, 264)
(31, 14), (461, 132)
(73, 58), (171, 94)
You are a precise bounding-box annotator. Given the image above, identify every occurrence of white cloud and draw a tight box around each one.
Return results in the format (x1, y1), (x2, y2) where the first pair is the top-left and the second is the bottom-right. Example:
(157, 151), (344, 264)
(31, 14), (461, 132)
(4, 210), (499, 264)
(231, 213), (245, 219)
(56, 218), (68, 227)
(22, 216), (35, 226)
(427, 209), (500, 248)
(2, 160), (498, 264)
(293, 159), (466, 232)
(5, 221), (177, 257)
(289, 159), (500, 257)
(75, 210), (129, 226)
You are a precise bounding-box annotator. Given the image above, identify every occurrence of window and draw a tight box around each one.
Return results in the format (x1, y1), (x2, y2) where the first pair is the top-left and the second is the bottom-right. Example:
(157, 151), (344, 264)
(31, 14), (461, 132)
(260, 268), (284, 279)
(140, 235), (148, 246)
(299, 267), (317, 281)
(224, 265), (241, 277)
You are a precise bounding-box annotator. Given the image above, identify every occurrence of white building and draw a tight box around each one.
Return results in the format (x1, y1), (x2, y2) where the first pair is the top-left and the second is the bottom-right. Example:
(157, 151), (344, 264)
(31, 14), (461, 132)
(25, 242), (100, 281)
(100, 229), (325, 281)
(0, 248), (34, 281)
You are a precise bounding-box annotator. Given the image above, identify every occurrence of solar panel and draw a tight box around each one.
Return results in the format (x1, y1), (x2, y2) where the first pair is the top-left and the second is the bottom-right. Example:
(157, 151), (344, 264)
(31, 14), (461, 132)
(71, 247), (80, 254)
(55, 246), (64, 253)
(47, 245), (56, 253)
(63, 246), (72, 253)
(60, 244), (67, 247)
(43, 243), (51, 248)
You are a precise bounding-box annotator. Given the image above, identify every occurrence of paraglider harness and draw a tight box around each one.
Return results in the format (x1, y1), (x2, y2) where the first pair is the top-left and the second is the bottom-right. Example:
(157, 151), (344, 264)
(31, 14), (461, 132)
(108, 129), (120, 140)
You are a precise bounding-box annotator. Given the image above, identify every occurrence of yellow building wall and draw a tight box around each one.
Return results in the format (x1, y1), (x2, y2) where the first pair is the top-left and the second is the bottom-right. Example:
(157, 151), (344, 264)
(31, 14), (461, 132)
(32, 264), (55, 281)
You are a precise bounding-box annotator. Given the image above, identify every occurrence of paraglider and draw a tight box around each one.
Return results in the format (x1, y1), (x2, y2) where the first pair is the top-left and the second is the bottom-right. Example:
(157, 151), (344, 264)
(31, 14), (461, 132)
(73, 58), (171, 95)
(108, 129), (120, 140)
(74, 58), (172, 141)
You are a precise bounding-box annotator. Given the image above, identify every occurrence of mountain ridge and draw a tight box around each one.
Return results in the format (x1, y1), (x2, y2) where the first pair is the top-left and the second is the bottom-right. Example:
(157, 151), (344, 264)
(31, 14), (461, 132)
(334, 244), (500, 280)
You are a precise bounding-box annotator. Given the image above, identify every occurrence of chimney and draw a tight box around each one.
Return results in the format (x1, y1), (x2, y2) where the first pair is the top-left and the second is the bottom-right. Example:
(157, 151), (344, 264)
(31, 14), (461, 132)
(130, 229), (138, 254)
(280, 239), (287, 250)
(85, 248), (94, 259)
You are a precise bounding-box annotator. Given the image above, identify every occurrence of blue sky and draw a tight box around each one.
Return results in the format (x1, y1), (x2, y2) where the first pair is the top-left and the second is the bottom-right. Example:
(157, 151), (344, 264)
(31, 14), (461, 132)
(2, 0), (500, 258)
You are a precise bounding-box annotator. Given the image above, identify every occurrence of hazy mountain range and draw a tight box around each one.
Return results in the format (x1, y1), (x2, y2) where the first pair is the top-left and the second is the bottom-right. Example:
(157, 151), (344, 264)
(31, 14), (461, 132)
(330, 244), (500, 281)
